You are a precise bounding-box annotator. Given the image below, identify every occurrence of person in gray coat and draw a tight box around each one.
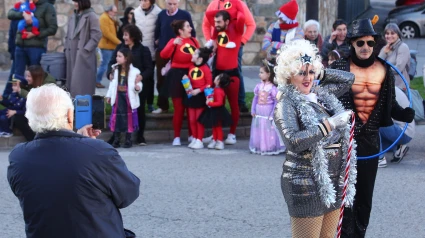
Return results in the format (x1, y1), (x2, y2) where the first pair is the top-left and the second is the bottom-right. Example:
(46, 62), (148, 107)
(65, 0), (102, 98)
(378, 23), (411, 90)
(7, 84), (140, 237)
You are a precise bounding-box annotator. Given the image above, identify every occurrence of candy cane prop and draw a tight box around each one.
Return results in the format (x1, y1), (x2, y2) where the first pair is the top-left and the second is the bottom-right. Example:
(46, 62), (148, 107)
(337, 113), (355, 238)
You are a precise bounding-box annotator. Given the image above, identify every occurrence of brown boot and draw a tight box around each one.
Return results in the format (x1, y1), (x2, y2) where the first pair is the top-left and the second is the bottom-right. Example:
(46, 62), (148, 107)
(96, 83), (105, 88)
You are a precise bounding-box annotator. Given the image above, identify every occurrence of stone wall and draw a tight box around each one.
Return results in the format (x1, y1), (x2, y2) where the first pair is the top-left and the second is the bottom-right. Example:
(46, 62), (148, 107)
(0, 0), (338, 70)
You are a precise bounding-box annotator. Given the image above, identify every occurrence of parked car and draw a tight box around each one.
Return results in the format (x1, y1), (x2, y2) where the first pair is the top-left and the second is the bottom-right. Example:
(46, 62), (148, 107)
(396, 0), (425, 7)
(385, 3), (425, 38)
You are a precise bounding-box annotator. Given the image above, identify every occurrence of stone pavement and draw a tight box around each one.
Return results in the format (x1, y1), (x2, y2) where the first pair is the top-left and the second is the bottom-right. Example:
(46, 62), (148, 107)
(0, 127), (424, 238)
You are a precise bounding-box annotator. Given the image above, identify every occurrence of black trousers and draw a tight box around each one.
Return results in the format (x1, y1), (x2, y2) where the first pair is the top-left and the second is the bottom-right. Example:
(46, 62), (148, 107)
(137, 91), (146, 142)
(146, 61), (155, 106)
(13, 114), (35, 141)
(341, 156), (379, 238)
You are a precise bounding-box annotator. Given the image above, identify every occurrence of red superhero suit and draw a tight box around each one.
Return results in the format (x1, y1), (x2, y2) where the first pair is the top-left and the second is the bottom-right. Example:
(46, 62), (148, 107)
(186, 63), (213, 141)
(206, 3), (245, 135)
(160, 37), (199, 139)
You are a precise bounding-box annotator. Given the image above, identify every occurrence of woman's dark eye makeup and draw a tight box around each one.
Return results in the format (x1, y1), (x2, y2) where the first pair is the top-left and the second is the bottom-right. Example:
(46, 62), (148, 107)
(298, 70), (316, 76)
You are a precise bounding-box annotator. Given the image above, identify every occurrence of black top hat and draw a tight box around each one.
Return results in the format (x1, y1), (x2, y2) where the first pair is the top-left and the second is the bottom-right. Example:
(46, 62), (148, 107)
(347, 18), (379, 39)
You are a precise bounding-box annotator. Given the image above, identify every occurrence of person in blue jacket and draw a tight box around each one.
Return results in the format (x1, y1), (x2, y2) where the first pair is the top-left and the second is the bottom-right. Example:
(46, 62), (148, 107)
(7, 84), (140, 238)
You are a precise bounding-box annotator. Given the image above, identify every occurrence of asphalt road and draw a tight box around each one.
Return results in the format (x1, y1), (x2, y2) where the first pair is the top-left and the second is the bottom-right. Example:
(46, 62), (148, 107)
(0, 126), (424, 238)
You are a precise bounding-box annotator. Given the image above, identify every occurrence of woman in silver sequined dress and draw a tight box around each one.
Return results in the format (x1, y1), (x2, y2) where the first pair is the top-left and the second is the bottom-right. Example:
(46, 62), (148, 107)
(273, 40), (357, 238)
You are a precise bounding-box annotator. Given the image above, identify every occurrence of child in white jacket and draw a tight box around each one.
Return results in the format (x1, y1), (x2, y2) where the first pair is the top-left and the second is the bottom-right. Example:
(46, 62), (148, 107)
(106, 48), (143, 148)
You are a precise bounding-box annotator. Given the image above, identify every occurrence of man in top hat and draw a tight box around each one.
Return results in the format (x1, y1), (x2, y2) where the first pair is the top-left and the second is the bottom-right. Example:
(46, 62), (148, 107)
(262, 0), (304, 59)
(331, 18), (415, 237)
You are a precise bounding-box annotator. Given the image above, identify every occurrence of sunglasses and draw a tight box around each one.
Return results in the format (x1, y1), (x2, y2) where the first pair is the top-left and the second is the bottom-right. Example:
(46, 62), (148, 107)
(355, 40), (376, 47)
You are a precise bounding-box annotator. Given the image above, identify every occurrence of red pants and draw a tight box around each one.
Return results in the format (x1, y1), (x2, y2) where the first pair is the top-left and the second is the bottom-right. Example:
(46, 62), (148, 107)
(172, 98), (191, 138)
(188, 108), (205, 140)
(224, 76), (240, 134)
(212, 122), (223, 141)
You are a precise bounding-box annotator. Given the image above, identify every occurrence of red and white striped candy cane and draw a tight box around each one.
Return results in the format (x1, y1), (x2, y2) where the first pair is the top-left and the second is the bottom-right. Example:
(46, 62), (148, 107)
(337, 113), (355, 238)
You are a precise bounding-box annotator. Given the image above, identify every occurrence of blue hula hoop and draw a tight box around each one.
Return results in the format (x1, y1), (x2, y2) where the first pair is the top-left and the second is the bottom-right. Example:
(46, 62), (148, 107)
(357, 61), (412, 160)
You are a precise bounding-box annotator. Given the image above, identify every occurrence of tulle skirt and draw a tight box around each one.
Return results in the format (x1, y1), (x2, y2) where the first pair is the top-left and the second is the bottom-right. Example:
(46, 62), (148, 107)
(249, 104), (286, 155)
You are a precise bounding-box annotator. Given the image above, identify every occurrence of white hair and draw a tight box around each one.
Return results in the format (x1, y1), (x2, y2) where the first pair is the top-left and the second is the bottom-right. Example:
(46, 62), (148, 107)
(25, 84), (74, 133)
(274, 39), (323, 86)
(304, 19), (320, 31)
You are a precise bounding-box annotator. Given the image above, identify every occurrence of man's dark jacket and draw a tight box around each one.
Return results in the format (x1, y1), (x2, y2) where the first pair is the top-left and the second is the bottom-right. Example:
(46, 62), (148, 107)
(7, 130), (140, 238)
(7, 0), (58, 48)
(331, 57), (406, 156)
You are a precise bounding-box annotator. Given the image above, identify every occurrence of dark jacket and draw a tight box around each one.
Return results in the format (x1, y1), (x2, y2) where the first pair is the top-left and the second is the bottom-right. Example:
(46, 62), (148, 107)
(107, 42), (154, 93)
(7, 130), (140, 238)
(331, 57), (404, 127)
(321, 35), (351, 66)
(7, 0), (58, 48)
(2, 92), (26, 114)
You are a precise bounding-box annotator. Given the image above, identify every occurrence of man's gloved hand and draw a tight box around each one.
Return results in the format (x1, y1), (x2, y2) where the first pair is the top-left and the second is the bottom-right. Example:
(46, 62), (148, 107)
(327, 110), (352, 130)
(398, 107), (415, 123)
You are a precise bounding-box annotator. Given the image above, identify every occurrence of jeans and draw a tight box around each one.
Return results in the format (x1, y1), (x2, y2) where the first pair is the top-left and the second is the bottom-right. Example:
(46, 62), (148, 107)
(379, 124), (412, 157)
(237, 45), (246, 106)
(14, 46), (46, 78)
(3, 59), (16, 98)
(96, 49), (114, 83)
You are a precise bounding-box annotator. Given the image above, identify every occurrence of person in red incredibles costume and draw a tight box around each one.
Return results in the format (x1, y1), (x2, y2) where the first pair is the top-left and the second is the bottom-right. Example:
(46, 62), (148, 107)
(160, 19), (199, 146)
(184, 47), (213, 149)
(205, 9), (245, 145)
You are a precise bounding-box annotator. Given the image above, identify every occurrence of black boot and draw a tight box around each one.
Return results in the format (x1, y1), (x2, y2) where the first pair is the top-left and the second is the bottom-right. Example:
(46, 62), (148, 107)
(107, 134), (115, 145)
(112, 132), (121, 148)
(123, 133), (133, 148)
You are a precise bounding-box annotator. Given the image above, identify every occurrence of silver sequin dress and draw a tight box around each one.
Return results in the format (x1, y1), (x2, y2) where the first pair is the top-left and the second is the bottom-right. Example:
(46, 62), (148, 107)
(274, 69), (354, 218)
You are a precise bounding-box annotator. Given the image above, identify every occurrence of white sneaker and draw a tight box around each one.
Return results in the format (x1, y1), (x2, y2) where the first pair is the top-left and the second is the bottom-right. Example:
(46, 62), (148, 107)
(172, 137), (181, 146)
(188, 138), (196, 148)
(207, 140), (216, 149)
(215, 140), (224, 150)
(378, 157), (387, 168)
(1, 132), (13, 138)
(392, 144), (409, 163)
(224, 134), (236, 145)
(191, 139), (204, 149)
(188, 136), (194, 143)
(152, 108), (163, 114)
(202, 135), (213, 143)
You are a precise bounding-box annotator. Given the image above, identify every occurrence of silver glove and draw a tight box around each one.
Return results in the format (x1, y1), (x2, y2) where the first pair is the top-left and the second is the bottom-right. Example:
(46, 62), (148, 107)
(327, 110), (352, 130)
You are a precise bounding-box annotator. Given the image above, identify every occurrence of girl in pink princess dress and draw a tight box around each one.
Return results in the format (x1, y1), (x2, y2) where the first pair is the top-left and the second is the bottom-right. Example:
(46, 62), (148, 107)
(249, 60), (286, 155)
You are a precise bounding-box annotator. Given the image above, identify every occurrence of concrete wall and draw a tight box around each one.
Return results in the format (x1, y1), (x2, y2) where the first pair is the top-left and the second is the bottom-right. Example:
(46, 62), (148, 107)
(0, 0), (338, 70)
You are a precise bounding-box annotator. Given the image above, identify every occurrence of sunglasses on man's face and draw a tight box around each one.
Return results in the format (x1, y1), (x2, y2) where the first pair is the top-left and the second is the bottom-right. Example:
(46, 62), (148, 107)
(355, 40), (376, 47)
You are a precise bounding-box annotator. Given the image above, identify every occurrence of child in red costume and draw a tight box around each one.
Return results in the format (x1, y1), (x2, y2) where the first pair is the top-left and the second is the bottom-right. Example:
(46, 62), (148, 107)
(184, 47), (213, 149)
(198, 73), (232, 150)
(205, 9), (245, 145)
(160, 20), (199, 146)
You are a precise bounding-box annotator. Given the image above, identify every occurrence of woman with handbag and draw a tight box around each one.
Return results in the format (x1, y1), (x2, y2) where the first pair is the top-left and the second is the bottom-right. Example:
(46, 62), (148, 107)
(160, 19), (199, 146)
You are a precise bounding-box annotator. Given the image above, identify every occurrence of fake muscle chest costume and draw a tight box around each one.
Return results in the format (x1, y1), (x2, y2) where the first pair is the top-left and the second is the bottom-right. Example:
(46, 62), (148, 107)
(205, 1), (245, 134)
(332, 56), (410, 237)
(186, 63), (213, 140)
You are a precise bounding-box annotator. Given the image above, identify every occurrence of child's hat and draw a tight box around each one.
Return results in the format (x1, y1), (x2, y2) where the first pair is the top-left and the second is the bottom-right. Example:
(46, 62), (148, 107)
(9, 74), (24, 84)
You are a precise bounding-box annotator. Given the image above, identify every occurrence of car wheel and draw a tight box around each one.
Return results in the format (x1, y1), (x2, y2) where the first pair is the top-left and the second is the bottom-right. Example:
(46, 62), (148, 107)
(400, 23), (419, 38)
